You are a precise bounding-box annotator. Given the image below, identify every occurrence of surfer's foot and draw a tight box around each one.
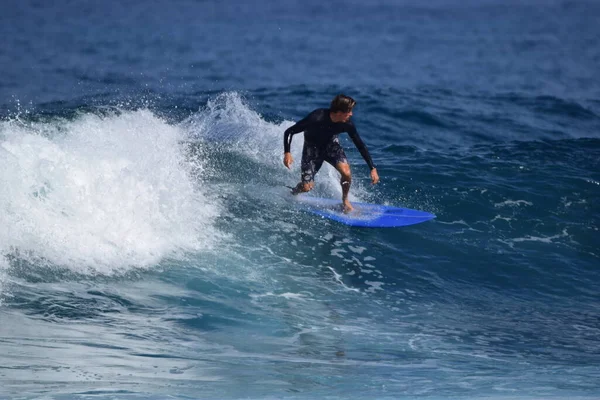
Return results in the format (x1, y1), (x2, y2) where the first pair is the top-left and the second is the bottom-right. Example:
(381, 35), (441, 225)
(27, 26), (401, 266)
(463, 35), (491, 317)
(291, 182), (313, 195)
(342, 200), (354, 214)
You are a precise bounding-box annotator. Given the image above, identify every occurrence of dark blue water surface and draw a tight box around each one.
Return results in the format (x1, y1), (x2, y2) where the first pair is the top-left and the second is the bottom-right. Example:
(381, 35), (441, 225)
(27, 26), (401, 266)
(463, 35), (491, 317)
(1, 0), (599, 399)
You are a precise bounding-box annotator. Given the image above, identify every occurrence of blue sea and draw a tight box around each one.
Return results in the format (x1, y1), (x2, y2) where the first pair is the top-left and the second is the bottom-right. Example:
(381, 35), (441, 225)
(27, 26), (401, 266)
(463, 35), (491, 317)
(1, 0), (599, 399)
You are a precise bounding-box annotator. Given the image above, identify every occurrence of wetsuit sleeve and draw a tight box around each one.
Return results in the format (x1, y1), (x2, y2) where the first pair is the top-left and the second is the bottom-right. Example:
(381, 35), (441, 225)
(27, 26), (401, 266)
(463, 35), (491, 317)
(283, 113), (314, 153)
(347, 124), (376, 170)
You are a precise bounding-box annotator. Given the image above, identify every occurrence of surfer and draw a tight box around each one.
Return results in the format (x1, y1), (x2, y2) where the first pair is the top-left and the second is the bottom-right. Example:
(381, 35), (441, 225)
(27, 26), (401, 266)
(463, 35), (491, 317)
(283, 94), (379, 212)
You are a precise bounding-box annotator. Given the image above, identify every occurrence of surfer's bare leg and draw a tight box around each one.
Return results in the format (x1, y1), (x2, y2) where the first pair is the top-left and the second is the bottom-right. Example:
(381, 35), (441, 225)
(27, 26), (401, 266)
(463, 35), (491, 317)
(336, 162), (353, 212)
(291, 182), (314, 195)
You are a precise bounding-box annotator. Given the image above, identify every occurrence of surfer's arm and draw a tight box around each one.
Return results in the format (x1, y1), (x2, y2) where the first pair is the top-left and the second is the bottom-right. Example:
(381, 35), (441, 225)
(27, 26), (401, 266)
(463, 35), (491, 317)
(283, 117), (311, 153)
(347, 125), (376, 170)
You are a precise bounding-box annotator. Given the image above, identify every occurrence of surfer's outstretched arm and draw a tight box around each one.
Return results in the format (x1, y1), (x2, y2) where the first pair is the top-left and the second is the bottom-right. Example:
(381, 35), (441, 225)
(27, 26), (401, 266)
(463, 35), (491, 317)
(283, 122), (303, 169)
(283, 116), (311, 153)
(347, 126), (379, 184)
(283, 112), (317, 169)
(346, 125), (374, 169)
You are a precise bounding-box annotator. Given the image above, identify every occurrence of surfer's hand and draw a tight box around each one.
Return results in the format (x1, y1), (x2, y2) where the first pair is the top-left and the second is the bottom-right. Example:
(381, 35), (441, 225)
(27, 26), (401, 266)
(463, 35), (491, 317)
(283, 152), (293, 169)
(370, 168), (380, 184)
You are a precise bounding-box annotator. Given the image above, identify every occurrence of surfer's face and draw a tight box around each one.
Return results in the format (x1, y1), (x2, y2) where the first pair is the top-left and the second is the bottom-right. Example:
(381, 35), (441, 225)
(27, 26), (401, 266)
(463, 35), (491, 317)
(341, 110), (353, 122)
(332, 110), (353, 123)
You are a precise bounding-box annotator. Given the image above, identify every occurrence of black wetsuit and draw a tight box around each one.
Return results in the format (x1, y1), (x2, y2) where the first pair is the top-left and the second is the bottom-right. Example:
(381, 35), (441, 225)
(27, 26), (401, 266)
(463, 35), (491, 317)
(283, 108), (375, 183)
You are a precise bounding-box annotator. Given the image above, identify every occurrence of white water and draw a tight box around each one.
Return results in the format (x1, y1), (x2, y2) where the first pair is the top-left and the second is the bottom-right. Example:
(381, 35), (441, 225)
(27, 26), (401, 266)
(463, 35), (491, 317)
(0, 94), (374, 298)
(0, 109), (221, 282)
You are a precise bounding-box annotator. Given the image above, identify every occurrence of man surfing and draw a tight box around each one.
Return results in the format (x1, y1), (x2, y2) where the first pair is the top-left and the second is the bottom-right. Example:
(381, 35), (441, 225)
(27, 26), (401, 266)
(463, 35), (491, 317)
(283, 94), (379, 213)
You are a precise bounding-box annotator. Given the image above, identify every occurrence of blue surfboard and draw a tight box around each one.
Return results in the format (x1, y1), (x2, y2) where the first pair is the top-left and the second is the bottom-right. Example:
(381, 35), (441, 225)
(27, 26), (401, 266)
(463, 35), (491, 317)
(295, 196), (436, 228)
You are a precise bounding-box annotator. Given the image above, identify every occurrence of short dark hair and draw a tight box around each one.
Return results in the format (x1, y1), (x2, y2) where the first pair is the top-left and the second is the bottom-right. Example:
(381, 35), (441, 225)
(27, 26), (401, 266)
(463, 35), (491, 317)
(330, 94), (356, 113)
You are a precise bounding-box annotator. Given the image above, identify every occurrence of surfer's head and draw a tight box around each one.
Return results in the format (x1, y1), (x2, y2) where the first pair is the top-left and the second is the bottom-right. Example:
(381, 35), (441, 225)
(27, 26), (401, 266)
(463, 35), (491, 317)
(330, 94), (355, 123)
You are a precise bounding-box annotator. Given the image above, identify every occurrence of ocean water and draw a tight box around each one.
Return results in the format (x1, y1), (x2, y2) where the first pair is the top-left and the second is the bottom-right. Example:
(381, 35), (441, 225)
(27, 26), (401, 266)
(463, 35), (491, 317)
(1, 0), (599, 399)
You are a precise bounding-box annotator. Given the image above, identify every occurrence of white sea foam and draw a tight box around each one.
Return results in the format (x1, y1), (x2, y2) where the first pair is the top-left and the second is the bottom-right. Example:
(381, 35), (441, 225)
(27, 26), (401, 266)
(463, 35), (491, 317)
(510, 229), (569, 244)
(499, 229), (570, 248)
(327, 266), (360, 292)
(585, 179), (599, 186)
(0, 109), (221, 279)
(185, 92), (289, 166)
(250, 291), (309, 301)
(491, 215), (513, 222)
(348, 245), (366, 254)
(494, 199), (533, 208)
(364, 280), (384, 292)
